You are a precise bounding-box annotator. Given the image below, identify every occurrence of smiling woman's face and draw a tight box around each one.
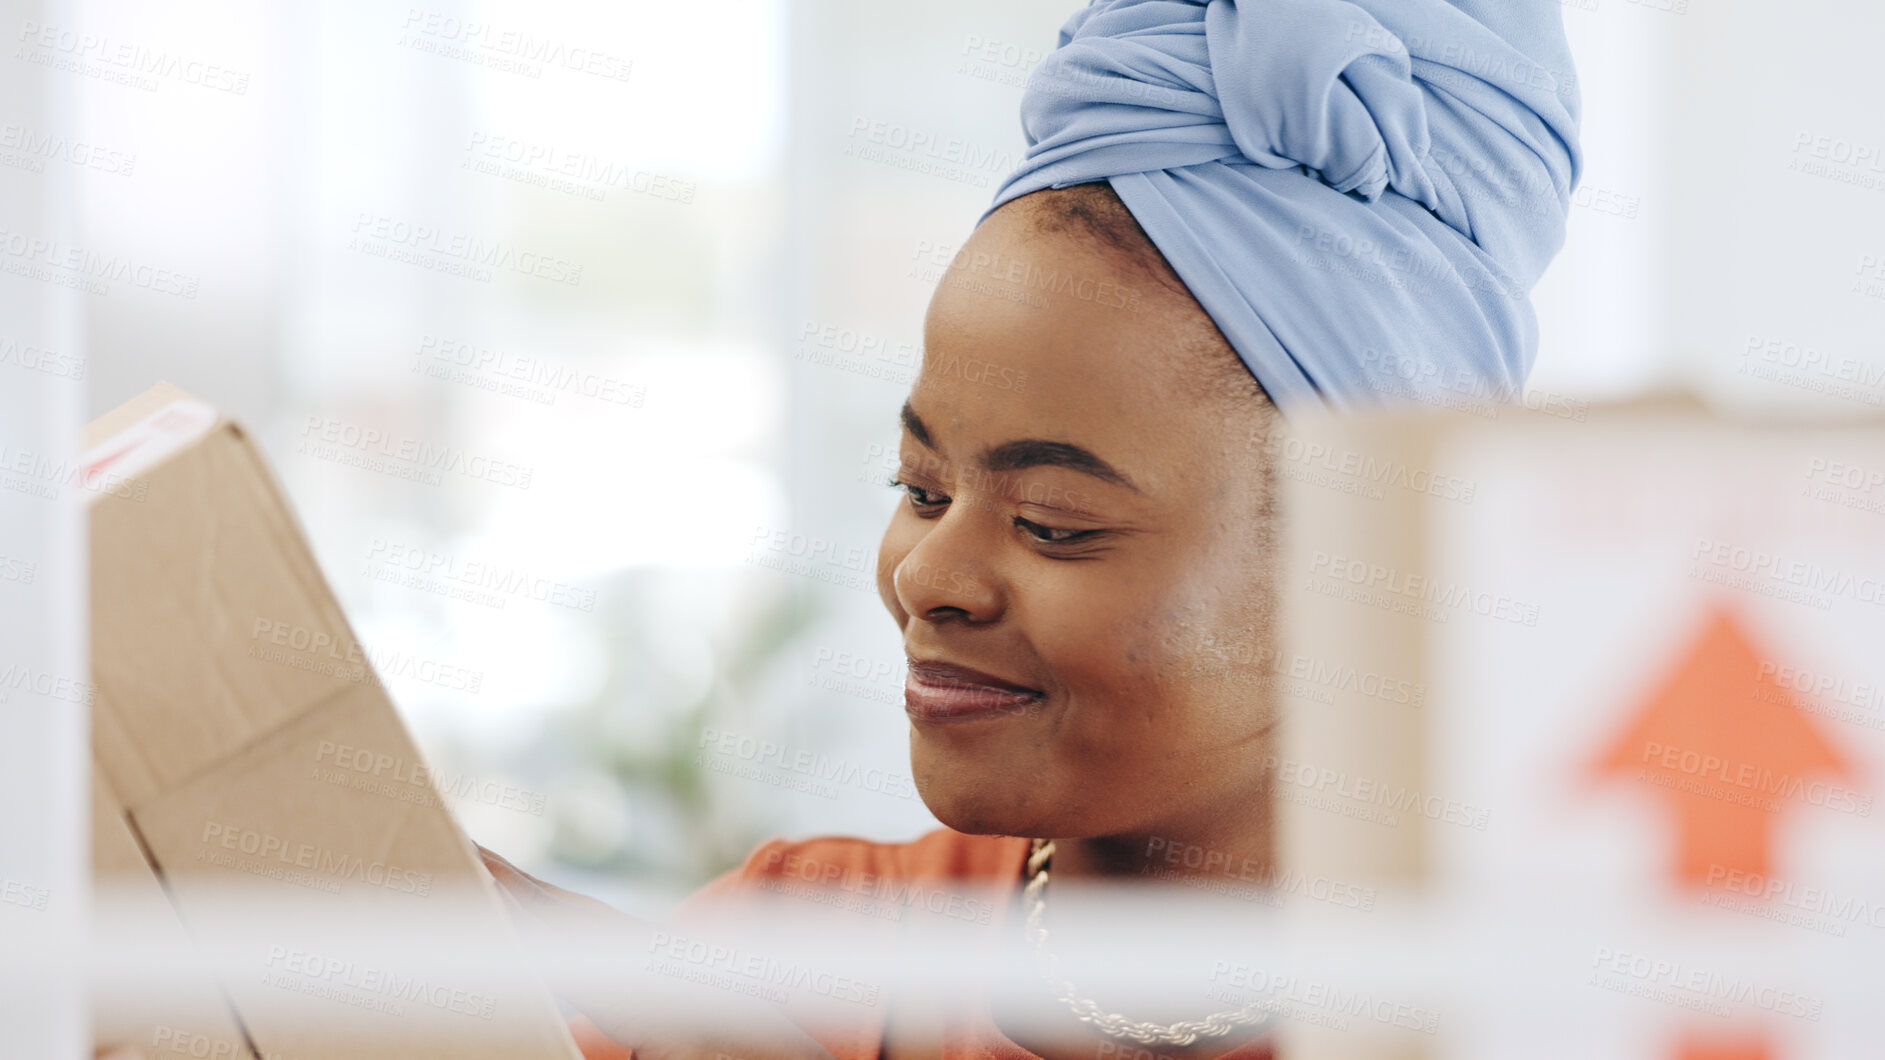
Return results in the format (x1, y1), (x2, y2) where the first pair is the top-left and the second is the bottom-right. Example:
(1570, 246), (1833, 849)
(877, 188), (1282, 847)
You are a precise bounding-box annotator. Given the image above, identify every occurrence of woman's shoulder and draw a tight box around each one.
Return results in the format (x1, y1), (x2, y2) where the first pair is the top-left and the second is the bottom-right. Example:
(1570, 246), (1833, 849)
(670, 827), (1029, 922)
(737, 827), (1030, 884)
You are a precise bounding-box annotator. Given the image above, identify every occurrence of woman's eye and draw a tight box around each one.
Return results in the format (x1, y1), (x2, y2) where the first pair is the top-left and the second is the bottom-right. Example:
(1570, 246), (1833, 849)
(889, 479), (949, 510)
(1014, 516), (1096, 544)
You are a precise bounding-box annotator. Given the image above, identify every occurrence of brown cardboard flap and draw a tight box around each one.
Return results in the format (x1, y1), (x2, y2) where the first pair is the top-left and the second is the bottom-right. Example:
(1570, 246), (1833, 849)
(93, 769), (258, 1059)
(131, 682), (577, 1059)
(87, 384), (580, 1060)
(90, 420), (359, 808)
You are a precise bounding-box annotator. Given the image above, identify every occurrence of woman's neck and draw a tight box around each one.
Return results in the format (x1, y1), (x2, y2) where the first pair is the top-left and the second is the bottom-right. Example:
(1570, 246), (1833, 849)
(1042, 779), (1277, 887)
(1049, 829), (1272, 887)
(988, 800), (1282, 1060)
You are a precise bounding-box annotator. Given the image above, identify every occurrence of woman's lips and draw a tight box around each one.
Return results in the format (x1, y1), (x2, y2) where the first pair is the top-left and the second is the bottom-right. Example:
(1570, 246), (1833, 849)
(904, 660), (1044, 722)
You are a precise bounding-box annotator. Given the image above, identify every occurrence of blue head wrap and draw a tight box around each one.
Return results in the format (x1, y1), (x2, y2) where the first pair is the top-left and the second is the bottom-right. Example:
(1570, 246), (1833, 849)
(985, 0), (1583, 412)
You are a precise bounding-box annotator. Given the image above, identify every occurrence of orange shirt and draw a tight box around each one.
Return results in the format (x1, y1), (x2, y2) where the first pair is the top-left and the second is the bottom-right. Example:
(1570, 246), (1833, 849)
(571, 828), (1277, 1060)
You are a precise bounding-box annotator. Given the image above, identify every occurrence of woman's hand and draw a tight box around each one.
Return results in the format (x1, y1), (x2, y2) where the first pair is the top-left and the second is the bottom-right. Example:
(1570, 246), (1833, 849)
(478, 845), (838, 1060)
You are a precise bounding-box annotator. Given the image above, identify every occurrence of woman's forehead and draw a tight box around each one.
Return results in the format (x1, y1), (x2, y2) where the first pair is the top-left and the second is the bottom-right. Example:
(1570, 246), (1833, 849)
(911, 205), (1276, 494)
(925, 226), (1174, 383)
(900, 357), (1248, 507)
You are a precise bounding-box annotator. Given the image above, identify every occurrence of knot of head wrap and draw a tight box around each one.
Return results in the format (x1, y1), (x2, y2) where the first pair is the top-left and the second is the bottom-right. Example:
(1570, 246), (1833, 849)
(986, 0), (1583, 412)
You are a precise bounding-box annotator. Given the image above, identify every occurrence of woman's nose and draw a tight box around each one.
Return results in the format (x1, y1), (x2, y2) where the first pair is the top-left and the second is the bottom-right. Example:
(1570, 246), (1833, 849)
(892, 515), (1003, 625)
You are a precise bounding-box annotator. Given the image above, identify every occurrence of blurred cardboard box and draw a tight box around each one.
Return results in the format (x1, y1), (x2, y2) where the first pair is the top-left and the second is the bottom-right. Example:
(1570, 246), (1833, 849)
(1274, 397), (1885, 1060)
(93, 767), (258, 1059)
(85, 383), (581, 1060)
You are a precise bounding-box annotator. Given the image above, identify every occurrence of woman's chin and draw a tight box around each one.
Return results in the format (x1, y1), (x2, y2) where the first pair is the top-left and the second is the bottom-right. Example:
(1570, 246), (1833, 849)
(912, 770), (1049, 837)
(924, 800), (1030, 837)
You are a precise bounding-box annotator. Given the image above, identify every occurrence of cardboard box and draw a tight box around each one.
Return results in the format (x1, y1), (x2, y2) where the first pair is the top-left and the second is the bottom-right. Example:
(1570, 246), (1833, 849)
(86, 384), (582, 1060)
(1274, 397), (1885, 1060)
(93, 768), (257, 1060)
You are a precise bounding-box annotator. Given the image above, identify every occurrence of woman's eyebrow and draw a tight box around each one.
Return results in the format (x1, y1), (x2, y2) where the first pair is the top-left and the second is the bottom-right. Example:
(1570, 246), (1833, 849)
(899, 401), (934, 447)
(982, 439), (1140, 493)
(901, 401), (1141, 493)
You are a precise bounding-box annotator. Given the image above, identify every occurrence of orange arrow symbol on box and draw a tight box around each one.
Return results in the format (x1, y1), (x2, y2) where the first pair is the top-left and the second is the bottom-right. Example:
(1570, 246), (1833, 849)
(1589, 606), (1858, 889)
(1677, 1036), (1770, 1060)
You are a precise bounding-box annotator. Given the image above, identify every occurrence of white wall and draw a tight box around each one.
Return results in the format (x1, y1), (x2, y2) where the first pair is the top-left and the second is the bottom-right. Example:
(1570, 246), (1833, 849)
(0, 0), (89, 1052)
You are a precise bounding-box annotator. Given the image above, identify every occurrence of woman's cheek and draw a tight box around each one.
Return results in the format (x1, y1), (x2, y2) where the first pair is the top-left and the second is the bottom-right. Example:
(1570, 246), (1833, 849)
(1023, 569), (1145, 684)
(1117, 572), (1229, 686)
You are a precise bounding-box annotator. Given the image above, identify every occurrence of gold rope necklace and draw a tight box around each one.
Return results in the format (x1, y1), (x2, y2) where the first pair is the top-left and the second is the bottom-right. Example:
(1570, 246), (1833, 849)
(1020, 838), (1274, 1048)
